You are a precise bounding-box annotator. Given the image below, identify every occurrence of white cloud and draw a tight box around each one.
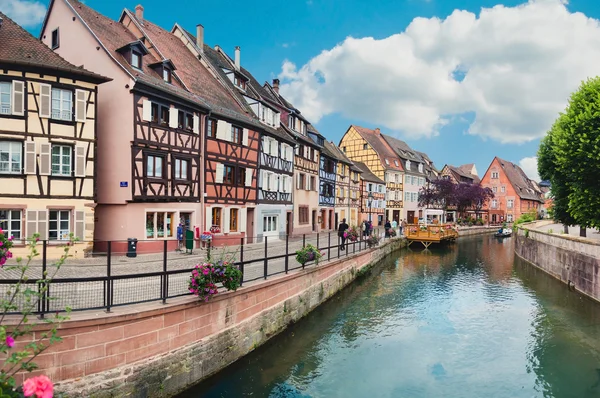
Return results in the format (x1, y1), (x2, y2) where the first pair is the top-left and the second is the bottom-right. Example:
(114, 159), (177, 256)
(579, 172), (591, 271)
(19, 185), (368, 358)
(519, 156), (540, 181)
(0, 0), (46, 28)
(279, 0), (600, 144)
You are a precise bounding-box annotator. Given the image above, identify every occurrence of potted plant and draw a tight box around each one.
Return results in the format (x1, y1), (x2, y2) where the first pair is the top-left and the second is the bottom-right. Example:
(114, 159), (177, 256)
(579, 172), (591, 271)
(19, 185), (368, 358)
(344, 226), (360, 242)
(366, 235), (380, 248)
(189, 260), (242, 302)
(295, 244), (323, 266)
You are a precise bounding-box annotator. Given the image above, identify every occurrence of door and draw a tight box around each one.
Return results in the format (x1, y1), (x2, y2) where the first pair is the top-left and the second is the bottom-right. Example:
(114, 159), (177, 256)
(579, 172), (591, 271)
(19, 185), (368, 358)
(492, 214), (497, 224)
(180, 212), (191, 231)
(286, 211), (293, 236)
(334, 212), (339, 230)
(312, 210), (317, 232)
(378, 215), (383, 226)
(246, 208), (254, 243)
(321, 210), (326, 230)
(407, 211), (415, 224)
(393, 210), (401, 223)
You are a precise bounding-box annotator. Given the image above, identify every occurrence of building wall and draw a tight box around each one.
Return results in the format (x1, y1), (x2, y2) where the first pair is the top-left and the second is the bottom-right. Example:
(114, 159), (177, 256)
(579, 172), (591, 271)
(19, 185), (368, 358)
(255, 203), (293, 242)
(293, 152), (319, 235)
(402, 173), (426, 221)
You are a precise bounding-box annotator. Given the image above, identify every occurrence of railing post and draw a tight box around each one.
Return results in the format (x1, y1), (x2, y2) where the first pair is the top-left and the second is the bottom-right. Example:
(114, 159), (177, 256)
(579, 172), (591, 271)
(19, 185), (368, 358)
(303, 234), (306, 249)
(316, 233), (319, 250)
(328, 232), (331, 261)
(106, 241), (112, 313)
(263, 237), (268, 280)
(285, 234), (289, 274)
(239, 237), (245, 286)
(162, 240), (167, 304)
(337, 233), (340, 259)
(38, 240), (47, 319)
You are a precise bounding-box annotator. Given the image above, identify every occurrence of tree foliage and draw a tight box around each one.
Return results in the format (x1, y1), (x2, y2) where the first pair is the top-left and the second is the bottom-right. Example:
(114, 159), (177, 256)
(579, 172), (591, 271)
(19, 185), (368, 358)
(418, 179), (494, 218)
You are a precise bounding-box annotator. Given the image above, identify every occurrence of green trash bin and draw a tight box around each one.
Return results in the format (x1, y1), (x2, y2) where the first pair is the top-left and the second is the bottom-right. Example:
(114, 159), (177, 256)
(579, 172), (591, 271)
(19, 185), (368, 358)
(185, 230), (194, 254)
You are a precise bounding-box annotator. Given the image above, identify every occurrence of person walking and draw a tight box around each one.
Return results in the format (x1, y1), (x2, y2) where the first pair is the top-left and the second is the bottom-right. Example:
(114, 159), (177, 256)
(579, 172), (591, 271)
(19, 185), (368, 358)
(176, 222), (184, 251)
(401, 219), (407, 236)
(362, 221), (368, 238)
(384, 219), (391, 238)
(338, 218), (349, 250)
(391, 219), (398, 235)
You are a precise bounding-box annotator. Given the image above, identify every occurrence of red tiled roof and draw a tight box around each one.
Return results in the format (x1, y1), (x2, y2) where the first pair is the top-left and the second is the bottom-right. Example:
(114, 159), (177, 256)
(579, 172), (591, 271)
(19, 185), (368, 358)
(353, 161), (384, 184)
(495, 157), (542, 202)
(0, 11), (109, 83)
(351, 126), (404, 171)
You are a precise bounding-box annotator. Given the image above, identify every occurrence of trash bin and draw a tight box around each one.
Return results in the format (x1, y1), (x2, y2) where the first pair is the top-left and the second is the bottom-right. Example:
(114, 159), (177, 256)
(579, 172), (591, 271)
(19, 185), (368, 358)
(185, 230), (194, 254)
(126, 238), (137, 258)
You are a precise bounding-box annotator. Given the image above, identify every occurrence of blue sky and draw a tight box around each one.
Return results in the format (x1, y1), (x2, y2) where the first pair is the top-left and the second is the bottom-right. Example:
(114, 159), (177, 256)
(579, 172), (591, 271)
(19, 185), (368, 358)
(6, 0), (600, 180)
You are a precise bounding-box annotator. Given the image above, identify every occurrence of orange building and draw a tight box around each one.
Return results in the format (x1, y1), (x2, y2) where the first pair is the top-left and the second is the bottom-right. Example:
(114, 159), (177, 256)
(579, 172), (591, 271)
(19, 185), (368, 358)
(480, 157), (544, 224)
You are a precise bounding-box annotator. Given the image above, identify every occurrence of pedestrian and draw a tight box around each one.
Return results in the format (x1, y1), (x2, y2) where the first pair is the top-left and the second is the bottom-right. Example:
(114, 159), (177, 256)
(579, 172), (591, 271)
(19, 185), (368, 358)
(362, 221), (368, 238)
(401, 219), (407, 236)
(391, 219), (398, 235)
(176, 222), (184, 251)
(338, 218), (349, 250)
(384, 219), (391, 238)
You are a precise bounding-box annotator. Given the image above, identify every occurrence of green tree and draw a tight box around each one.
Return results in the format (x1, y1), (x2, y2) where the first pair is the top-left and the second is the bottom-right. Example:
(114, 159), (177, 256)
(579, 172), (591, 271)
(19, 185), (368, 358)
(552, 77), (600, 236)
(537, 119), (575, 234)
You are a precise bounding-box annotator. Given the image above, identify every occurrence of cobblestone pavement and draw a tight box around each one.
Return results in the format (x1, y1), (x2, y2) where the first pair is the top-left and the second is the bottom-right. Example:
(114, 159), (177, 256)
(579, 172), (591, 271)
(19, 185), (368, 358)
(1, 231), (388, 313)
(529, 222), (600, 241)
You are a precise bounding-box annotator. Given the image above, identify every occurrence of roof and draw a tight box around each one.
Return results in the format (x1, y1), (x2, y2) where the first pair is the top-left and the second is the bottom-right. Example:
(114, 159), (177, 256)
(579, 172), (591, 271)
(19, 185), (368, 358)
(445, 164), (478, 184)
(326, 141), (353, 165)
(381, 134), (426, 176)
(353, 161), (385, 184)
(495, 157), (543, 202)
(351, 126), (404, 171)
(320, 140), (339, 160)
(0, 11), (109, 83)
(65, 0), (205, 108)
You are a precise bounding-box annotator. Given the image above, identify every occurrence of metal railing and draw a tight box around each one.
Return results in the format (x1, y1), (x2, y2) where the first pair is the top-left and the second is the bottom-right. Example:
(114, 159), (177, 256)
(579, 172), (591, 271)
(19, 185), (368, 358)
(0, 230), (385, 315)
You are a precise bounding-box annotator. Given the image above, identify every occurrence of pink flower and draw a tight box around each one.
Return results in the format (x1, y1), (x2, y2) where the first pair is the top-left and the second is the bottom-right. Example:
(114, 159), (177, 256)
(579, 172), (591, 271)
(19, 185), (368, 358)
(0, 257), (5, 267)
(0, 227), (3, 234)
(0, 241), (3, 247)
(23, 375), (53, 398)
(6, 251), (11, 259)
(8, 236), (13, 241)
(5, 335), (14, 348)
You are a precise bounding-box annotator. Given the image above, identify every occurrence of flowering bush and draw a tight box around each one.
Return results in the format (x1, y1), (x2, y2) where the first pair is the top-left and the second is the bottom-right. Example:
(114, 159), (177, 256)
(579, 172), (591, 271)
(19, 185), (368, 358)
(366, 235), (380, 248)
(343, 226), (360, 242)
(295, 244), (324, 266)
(389, 228), (397, 237)
(0, 231), (74, 398)
(189, 260), (242, 302)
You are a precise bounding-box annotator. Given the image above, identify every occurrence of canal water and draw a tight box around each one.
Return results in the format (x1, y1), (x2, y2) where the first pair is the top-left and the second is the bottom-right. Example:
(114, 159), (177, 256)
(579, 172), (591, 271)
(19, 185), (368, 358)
(178, 235), (600, 398)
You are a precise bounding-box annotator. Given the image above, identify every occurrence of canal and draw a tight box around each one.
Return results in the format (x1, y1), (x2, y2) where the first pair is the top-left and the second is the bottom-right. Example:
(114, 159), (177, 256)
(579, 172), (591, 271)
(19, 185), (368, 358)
(178, 235), (600, 398)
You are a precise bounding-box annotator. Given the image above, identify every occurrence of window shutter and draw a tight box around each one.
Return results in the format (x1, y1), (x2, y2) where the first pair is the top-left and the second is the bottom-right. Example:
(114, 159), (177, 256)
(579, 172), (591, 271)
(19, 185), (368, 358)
(37, 210), (48, 241)
(39, 143), (51, 176)
(271, 140), (278, 157)
(287, 177), (292, 194)
(26, 210), (37, 238)
(296, 174), (301, 190)
(24, 141), (36, 174)
(261, 137), (267, 154)
(240, 208), (247, 233)
(193, 114), (200, 134)
(169, 108), (178, 128)
(245, 168), (253, 187)
(75, 89), (87, 122)
(205, 206), (213, 230)
(242, 128), (249, 146)
(216, 120), (229, 140)
(223, 209), (230, 233)
(270, 174), (277, 192)
(259, 169), (264, 189)
(142, 100), (152, 121)
(75, 210), (85, 241)
(74, 145), (86, 177)
(215, 163), (224, 184)
(12, 80), (25, 116)
(39, 83), (51, 118)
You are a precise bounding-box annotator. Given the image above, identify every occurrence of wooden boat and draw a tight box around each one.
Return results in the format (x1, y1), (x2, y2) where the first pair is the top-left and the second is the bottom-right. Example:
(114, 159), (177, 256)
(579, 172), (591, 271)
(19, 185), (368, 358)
(495, 228), (512, 238)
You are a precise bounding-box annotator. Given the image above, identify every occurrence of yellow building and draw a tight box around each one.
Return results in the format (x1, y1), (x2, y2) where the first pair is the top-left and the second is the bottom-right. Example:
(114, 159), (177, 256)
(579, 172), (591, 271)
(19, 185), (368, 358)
(339, 125), (404, 222)
(0, 13), (109, 258)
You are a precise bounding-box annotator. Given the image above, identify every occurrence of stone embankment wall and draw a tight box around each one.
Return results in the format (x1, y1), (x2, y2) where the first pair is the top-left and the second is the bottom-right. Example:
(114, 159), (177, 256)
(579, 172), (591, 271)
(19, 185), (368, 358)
(12, 238), (404, 397)
(458, 226), (498, 236)
(515, 222), (600, 303)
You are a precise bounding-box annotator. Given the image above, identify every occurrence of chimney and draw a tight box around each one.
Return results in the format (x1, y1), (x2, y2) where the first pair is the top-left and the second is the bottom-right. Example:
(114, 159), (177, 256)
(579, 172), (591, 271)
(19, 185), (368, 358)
(196, 24), (204, 52)
(272, 78), (280, 93)
(234, 46), (240, 70)
(375, 128), (381, 135)
(135, 4), (144, 22)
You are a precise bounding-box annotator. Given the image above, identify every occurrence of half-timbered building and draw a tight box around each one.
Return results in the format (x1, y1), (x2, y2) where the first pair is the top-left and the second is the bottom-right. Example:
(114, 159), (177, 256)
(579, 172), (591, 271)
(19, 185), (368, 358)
(353, 162), (386, 225)
(339, 125), (404, 223)
(41, 0), (214, 252)
(0, 12), (109, 258)
(316, 137), (337, 231)
(262, 79), (321, 235)
(327, 141), (361, 227)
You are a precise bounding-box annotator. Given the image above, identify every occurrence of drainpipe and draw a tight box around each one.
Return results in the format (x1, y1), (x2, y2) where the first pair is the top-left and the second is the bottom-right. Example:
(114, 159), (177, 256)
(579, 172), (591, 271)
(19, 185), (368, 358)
(200, 111), (210, 234)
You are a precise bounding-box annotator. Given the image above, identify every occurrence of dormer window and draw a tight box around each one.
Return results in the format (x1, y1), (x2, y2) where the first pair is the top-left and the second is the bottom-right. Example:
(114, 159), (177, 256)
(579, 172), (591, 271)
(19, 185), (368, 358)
(149, 59), (176, 85)
(385, 159), (389, 165)
(406, 160), (411, 170)
(394, 160), (399, 167)
(418, 163), (423, 172)
(163, 68), (171, 83)
(233, 74), (246, 90)
(131, 51), (142, 69)
(116, 41), (150, 71)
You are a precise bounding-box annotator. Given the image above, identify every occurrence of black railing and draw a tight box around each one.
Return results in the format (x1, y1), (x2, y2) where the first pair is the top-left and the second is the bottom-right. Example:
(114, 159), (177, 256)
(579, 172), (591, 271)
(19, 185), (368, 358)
(0, 230), (384, 316)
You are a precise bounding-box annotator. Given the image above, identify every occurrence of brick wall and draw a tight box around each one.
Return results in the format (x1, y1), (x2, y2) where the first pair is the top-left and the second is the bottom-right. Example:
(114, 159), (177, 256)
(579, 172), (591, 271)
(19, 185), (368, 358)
(7, 238), (405, 397)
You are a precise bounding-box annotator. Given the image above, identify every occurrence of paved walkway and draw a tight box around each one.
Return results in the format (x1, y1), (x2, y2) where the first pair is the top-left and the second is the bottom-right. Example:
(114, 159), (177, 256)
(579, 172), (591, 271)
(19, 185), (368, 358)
(0, 232), (390, 313)
(528, 221), (600, 241)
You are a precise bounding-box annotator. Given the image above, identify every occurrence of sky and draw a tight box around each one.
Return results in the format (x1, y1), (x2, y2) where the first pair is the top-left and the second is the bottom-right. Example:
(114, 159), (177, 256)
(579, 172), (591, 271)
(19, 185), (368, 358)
(3, 0), (600, 181)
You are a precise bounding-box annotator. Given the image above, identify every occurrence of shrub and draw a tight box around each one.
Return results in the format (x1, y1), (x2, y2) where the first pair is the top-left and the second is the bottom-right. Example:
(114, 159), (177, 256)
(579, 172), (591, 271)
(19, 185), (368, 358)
(366, 235), (380, 248)
(296, 244), (324, 266)
(343, 226), (360, 242)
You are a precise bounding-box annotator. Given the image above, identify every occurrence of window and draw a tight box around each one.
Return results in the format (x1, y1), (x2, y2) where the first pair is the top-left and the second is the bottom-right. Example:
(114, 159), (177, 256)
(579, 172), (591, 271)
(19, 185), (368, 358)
(418, 164), (423, 173)
(493, 186), (497, 193)
(0, 141), (22, 174)
(230, 209), (238, 232)
(263, 216), (278, 233)
(501, 186), (506, 193)
(223, 165), (235, 184)
(49, 210), (70, 241)
(299, 206), (309, 224)
(231, 126), (242, 143)
(411, 192), (417, 202)
(51, 28), (59, 49)
(368, 183), (373, 192)
(212, 208), (222, 231)
(507, 214), (513, 222)
(0, 82), (11, 115)
(146, 211), (176, 239)
(51, 145), (71, 176)
(178, 111), (194, 131)
(0, 210), (21, 241)
(131, 51), (142, 69)
(310, 176), (316, 191)
(395, 190), (400, 200)
(234, 75), (245, 89)
(343, 147), (346, 152)
(51, 88), (72, 121)
(385, 159), (389, 165)
(492, 199), (498, 209)
(395, 174), (399, 183)
(394, 160), (399, 167)
(146, 154), (164, 178)
(163, 68), (171, 83)
(160, 106), (169, 126)
(405, 175), (410, 184)
(238, 167), (246, 186)
(411, 176), (416, 185)
(491, 171), (499, 179)
(149, 103), (170, 126)
(406, 160), (411, 170)
(174, 158), (189, 180)
(507, 199), (514, 209)
(405, 191), (410, 201)
(363, 144), (368, 150)
(206, 118), (217, 137)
